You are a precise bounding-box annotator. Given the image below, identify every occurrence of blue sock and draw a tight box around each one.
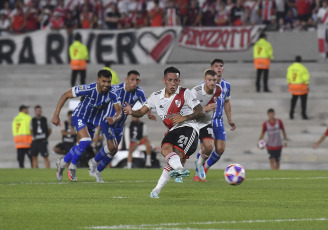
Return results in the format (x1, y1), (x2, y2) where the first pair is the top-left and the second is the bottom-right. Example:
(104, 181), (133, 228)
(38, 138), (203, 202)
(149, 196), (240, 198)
(196, 152), (200, 160)
(64, 145), (77, 163)
(97, 155), (112, 172)
(206, 150), (221, 169)
(94, 146), (108, 162)
(71, 138), (92, 165)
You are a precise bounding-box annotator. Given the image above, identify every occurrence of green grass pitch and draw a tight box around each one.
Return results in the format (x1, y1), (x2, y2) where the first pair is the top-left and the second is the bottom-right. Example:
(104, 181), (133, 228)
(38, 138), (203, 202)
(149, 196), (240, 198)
(0, 168), (327, 230)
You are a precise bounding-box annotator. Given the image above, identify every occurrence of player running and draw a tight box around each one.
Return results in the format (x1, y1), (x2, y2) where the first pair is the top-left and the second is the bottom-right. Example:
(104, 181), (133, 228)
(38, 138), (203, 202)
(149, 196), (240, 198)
(88, 70), (155, 182)
(123, 67), (205, 198)
(191, 69), (222, 182)
(52, 69), (122, 182)
(197, 59), (236, 180)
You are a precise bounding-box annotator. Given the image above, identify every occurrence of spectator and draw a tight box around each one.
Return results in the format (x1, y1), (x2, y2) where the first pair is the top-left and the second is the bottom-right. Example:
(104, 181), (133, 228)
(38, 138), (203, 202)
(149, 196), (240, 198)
(202, 5), (216, 26)
(215, 2), (229, 26)
(11, 5), (25, 33)
(165, 0), (179, 26)
(30, 105), (52, 168)
(118, 12), (132, 28)
(53, 110), (77, 155)
(25, 2), (39, 32)
(64, 10), (78, 35)
(259, 0), (277, 27)
(0, 1), (12, 19)
(38, 7), (52, 29)
(244, 0), (261, 25)
(284, 8), (298, 30)
(69, 32), (89, 86)
(183, 0), (202, 26)
(80, 4), (94, 28)
(311, 0), (321, 23)
(258, 108), (288, 170)
(0, 12), (11, 36)
(296, 0), (312, 30)
(286, 55), (310, 120)
(134, 10), (148, 28)
(316, 0), (328, 25)
(79, 0), (94, 13)
(127, 116), (153, 169)
(53, 0), (66, 19)
(149, 0), (164, 27)
(128, 0), (143, 22)
(230, 0), (244, 26)
(49, 11), (64, 30)
(12, 105), (33, 168)
(225, 0), (235, 14)
(175, 0), (188, 25)
(39, 0), (55, 12)
(105, 3), (120, 29)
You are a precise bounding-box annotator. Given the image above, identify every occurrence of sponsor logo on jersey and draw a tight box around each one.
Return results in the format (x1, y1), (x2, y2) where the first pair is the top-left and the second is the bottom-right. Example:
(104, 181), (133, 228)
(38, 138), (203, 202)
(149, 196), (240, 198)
(214, 97), (217, 102)
(159, 104), (164, 108)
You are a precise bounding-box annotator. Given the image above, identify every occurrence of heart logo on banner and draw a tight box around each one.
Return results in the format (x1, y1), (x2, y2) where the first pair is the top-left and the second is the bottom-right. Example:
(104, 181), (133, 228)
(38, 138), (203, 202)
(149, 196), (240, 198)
(138, 30), (176, 63)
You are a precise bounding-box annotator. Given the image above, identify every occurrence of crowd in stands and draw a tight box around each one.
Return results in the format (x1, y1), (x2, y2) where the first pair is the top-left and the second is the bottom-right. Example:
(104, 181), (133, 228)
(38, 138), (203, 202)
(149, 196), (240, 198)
(0, 0), (328, 35)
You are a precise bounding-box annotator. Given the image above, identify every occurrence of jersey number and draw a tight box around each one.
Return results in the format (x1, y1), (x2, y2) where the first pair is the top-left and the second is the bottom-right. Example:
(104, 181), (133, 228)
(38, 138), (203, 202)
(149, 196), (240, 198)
(257, 47), (262, 55)
(16, 123), (21, 133)
(73, 48), (79, 57)
(292, 73), (297, 82)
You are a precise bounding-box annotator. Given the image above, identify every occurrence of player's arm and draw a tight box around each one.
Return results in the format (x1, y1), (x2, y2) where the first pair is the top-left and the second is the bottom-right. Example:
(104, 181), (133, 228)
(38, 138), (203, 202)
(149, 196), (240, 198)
(313, 134), (327, 149)
(123, 102), (150, 118)
(224, 99), (236, 131)
(258, 122), (266, 141)
(172, 104), (205, 125)
(52, 89), (74, 126)
(106, 103), (122, 125)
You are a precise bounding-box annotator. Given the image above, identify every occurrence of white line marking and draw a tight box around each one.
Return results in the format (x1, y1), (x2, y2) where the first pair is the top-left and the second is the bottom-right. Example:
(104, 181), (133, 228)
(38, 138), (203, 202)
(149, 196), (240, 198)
(85, 218), (328, 229)
(1, 177), (328, 186)
(112, 196), (128, 199)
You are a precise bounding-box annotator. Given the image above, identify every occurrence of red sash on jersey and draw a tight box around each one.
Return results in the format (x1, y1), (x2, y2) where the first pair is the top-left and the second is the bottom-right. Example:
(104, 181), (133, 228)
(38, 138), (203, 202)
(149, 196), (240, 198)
(206, 86), (222, 105)
(322, 11), (328, 24)
(163, 88), (186, 129)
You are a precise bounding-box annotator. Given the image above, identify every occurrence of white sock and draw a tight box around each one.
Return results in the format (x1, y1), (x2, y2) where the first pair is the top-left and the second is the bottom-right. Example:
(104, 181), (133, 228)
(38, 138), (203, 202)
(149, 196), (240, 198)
(91, 158), (97, 164)
(68, 163), (76, 169)
(145, 155), (151, 166)
(197, 152), (207, 165)
(154, 168), (171, 193)
(127, 162), (132, 169)
(165, 152), (183, 170)
(60, 158), (67, 168)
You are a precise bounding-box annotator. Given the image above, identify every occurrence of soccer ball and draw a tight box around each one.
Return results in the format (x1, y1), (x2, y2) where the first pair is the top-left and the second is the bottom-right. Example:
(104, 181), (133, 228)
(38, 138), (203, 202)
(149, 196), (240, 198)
(258, 139), (267, 149)
(224, 164), (246, 185)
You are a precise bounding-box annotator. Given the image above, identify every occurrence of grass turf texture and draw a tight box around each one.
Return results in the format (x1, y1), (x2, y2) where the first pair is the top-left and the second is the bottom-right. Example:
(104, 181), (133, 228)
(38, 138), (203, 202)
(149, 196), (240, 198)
(0, 169), (327, 230)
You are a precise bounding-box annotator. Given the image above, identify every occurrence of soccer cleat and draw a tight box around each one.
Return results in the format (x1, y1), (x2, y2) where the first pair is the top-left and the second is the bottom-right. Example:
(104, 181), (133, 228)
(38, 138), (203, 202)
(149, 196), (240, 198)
(56, 158), (64, 181)
(88, 158), (97, 177)
(68, 168), (77, 182)
(195, 160), (206, 180)
(94, 171), (104, 183)
(169, 168), (190, 178)
(149, 189), (159, 198)
(193, 175), (207, 182)
(175, 177), (183, 183)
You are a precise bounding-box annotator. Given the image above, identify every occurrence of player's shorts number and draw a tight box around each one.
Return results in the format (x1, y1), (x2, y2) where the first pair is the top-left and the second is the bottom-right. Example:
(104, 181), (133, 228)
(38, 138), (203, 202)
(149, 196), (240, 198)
(78, 119), (83, 128)
(207, 127), (214, 136)
(178, 135), (188, 146)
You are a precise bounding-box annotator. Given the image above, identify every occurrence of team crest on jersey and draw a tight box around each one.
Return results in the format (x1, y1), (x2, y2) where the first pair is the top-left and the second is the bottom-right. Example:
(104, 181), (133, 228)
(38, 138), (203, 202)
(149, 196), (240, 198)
(105, 98), (111, 103)
(213, 97), (217, 102)
(133, 95), (138, 101)
(175, 99), (181, 108)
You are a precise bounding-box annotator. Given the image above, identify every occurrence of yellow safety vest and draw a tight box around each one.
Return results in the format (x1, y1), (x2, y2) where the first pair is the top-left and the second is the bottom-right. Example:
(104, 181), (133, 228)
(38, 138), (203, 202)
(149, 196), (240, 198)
(12, 112), (32, 148)
(69, 41), (89, 70)
(103, 67), (119, 85)
(286, 62), (309, 95)
(253, 38), (273, 69)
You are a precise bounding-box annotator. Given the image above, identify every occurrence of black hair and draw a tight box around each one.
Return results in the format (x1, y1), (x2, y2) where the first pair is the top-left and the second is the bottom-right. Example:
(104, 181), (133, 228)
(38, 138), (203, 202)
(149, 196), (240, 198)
(67, 110), (73, 115)
(295, 55), (302, 63)
(259, 33), (266, 39)
(210, 59), (224, 67)
(35, 105), (41, 109)
(74, 33), (82, 41)
(204, 69), (217, 77)
(164, 66), (180, 77)
(98, 69), (112, 78)
(127, 70), (140, 77)
(267, 108), (275, 113)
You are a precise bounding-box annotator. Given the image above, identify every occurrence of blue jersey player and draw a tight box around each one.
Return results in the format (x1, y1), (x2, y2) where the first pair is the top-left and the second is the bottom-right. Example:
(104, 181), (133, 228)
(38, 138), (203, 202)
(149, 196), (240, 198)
(52, 69), (122, 182)
(198, 59), (236, 179)
(88, 70), (155, 182)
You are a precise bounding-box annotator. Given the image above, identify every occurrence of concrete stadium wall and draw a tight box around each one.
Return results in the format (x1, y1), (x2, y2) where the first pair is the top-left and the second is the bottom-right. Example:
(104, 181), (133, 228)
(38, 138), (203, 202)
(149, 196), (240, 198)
(168, 31), (319, 63)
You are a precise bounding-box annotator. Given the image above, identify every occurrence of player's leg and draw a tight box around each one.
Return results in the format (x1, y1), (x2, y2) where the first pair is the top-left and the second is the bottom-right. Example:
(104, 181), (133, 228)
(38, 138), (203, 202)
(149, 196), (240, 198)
(301, 93), (308, 119)
(263, 69), (270, 92)
(41, 142), (50, 168)
(256, 69), (262, 92)
(127, 142), (138, 169)
(71, 70), (78, 87)
(31, 141), (38, 168)
(142, 138), (152, 168)
(275, 149), (282, 169)
(269, 158), (276, 169)
(290, 95), (298, 119)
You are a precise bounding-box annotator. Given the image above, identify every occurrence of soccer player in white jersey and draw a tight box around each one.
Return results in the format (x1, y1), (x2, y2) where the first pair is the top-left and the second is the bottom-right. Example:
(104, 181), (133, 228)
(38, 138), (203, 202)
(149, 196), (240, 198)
(52, 69), (122, 182)
(199, 59), (236, 178)
(123, 66), (205, 198)
(191, 69), (222, 182)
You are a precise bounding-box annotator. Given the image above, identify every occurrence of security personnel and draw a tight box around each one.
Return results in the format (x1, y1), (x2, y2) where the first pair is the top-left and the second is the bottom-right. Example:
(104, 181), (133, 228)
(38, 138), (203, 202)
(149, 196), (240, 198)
(286, 55), (309, 120)
(69, 33), (89, 87)
(12, 105), (32, 168)
(253, 33), (273, 92)
(103, 61), (119, 85)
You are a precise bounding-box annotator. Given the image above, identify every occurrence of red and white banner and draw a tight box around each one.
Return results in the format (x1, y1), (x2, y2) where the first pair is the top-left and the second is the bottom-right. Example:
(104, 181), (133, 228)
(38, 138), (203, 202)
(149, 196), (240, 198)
(178, 25), (265, 51)
(317, 25), (328, 59)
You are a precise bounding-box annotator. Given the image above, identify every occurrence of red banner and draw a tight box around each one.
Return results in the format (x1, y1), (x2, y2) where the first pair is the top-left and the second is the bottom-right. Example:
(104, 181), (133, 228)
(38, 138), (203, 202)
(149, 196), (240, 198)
(178, 25), (265, 52)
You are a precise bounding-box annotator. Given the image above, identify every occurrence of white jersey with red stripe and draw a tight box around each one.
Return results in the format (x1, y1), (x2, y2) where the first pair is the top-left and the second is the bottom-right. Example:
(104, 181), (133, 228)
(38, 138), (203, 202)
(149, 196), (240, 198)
(317, 7), (328, 24)
(144, 86), (200, 132)
(191, 83), (222, 129)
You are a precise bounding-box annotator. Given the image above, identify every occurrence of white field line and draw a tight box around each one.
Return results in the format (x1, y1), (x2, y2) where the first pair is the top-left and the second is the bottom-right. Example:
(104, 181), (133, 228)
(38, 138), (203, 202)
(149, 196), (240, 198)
(85, 218), (328, 229)
(2, 176), (328, 186)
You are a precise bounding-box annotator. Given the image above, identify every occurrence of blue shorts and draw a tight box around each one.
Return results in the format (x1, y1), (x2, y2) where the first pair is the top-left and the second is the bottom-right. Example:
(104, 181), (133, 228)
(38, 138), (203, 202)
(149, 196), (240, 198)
(212, 118), (226, 141)
(100, 121), (124, 144)
(71, 116), (96, 139)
